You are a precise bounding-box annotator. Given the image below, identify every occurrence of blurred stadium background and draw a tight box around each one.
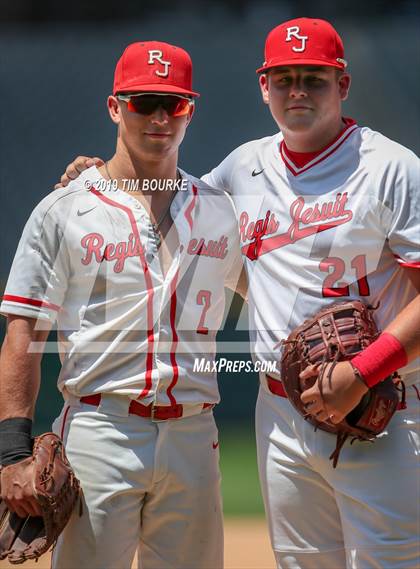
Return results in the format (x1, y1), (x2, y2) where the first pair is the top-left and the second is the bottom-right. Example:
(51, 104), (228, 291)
(0, 0), (418, 540)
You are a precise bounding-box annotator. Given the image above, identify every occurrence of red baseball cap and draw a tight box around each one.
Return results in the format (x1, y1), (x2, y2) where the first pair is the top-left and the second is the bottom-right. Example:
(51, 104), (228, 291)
(257, 18), (347, 74)
(113, 41), (199, 97)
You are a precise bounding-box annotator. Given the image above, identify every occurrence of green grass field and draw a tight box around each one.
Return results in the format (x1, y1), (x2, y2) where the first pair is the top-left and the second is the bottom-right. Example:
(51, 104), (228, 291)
(219, 428), (265, 517)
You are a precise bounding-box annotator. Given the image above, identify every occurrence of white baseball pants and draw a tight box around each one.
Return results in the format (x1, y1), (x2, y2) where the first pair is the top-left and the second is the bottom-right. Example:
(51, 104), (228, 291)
(256, 383), (420, 569)
(51, 397), (223, 569)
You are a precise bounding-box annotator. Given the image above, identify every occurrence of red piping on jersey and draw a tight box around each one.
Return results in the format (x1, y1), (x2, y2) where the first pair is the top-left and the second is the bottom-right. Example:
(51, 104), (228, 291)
(184, 184), (198, 229)
(166, 269), (180, 405)
(90, 187), (154, 398)
(2, 294), (60, 312)
(60, 405), (71, 440)
(280, 121), (358, 176)
(393, 254), (420, 268)
(165, 184), (197, 403)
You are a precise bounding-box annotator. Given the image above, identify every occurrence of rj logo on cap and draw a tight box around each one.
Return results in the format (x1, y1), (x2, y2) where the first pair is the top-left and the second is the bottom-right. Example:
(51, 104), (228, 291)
(285, 26), (308, 52)
(147, 50), (171, 77)
(256, 18), (347, 74)
(113, 41), (199, 97)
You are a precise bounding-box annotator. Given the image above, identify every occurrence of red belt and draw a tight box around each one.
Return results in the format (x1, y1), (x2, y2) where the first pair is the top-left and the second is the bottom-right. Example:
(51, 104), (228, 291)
(266, 374), (288, 398)
(80, 394), (213, 420)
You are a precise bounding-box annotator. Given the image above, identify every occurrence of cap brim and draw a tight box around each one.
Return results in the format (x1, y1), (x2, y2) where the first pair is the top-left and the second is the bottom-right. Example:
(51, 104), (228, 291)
(115, 83), (200, 97)
(256, 58), (345, 74)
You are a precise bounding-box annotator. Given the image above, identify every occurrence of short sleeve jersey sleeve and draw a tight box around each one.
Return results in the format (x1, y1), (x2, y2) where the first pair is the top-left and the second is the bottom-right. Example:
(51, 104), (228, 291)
(384, 147), (420, 267)
(1, 195), (70, 322)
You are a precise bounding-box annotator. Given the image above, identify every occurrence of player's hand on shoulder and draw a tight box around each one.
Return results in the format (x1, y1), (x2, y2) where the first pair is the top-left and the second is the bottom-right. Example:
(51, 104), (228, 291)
(54, 156), (104, 189)
(300, 361), (368, 424)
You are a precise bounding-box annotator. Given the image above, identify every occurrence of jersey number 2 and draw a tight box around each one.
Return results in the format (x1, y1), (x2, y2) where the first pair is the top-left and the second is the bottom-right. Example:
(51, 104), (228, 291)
(196, 290), (212, 334)
(320, 254), (370, 297)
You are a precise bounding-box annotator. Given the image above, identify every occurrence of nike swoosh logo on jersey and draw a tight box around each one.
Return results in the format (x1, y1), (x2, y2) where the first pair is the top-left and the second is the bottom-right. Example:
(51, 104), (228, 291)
(77, 206), (97, 216)
(251, 168), (265, 177)
(212, 441), (219, 449)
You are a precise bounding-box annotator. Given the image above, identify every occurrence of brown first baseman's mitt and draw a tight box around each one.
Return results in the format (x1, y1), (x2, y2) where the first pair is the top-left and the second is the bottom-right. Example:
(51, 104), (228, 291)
(0, 433), (81, 564)
(281, 300), (402, 467)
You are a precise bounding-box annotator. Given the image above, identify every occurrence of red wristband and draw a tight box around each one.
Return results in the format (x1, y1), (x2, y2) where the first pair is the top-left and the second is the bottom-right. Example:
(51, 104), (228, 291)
(351, 332), (408, 388)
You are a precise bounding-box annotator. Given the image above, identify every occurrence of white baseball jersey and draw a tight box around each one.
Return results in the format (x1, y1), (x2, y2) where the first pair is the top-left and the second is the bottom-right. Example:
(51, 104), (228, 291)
(1, 166), (242, 404)
(204, 122), (420, 384)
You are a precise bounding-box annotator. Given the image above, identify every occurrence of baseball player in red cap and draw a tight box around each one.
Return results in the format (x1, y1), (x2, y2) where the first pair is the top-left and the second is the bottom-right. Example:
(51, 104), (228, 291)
(204, 17), (420, 569)
(53, 18), (419, 569)
(0, 41), (243, 568)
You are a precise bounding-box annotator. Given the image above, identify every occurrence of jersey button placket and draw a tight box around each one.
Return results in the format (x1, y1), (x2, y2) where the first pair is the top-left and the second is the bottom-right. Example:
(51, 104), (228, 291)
(151, 228), (165, 403)
(134, 204), (162, 401)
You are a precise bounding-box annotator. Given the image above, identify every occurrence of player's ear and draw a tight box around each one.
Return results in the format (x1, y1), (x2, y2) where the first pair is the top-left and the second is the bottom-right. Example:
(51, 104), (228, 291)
(108, 95), (121, 125)
(338, 72), (351, 101)
(259, 74), (270, 105)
